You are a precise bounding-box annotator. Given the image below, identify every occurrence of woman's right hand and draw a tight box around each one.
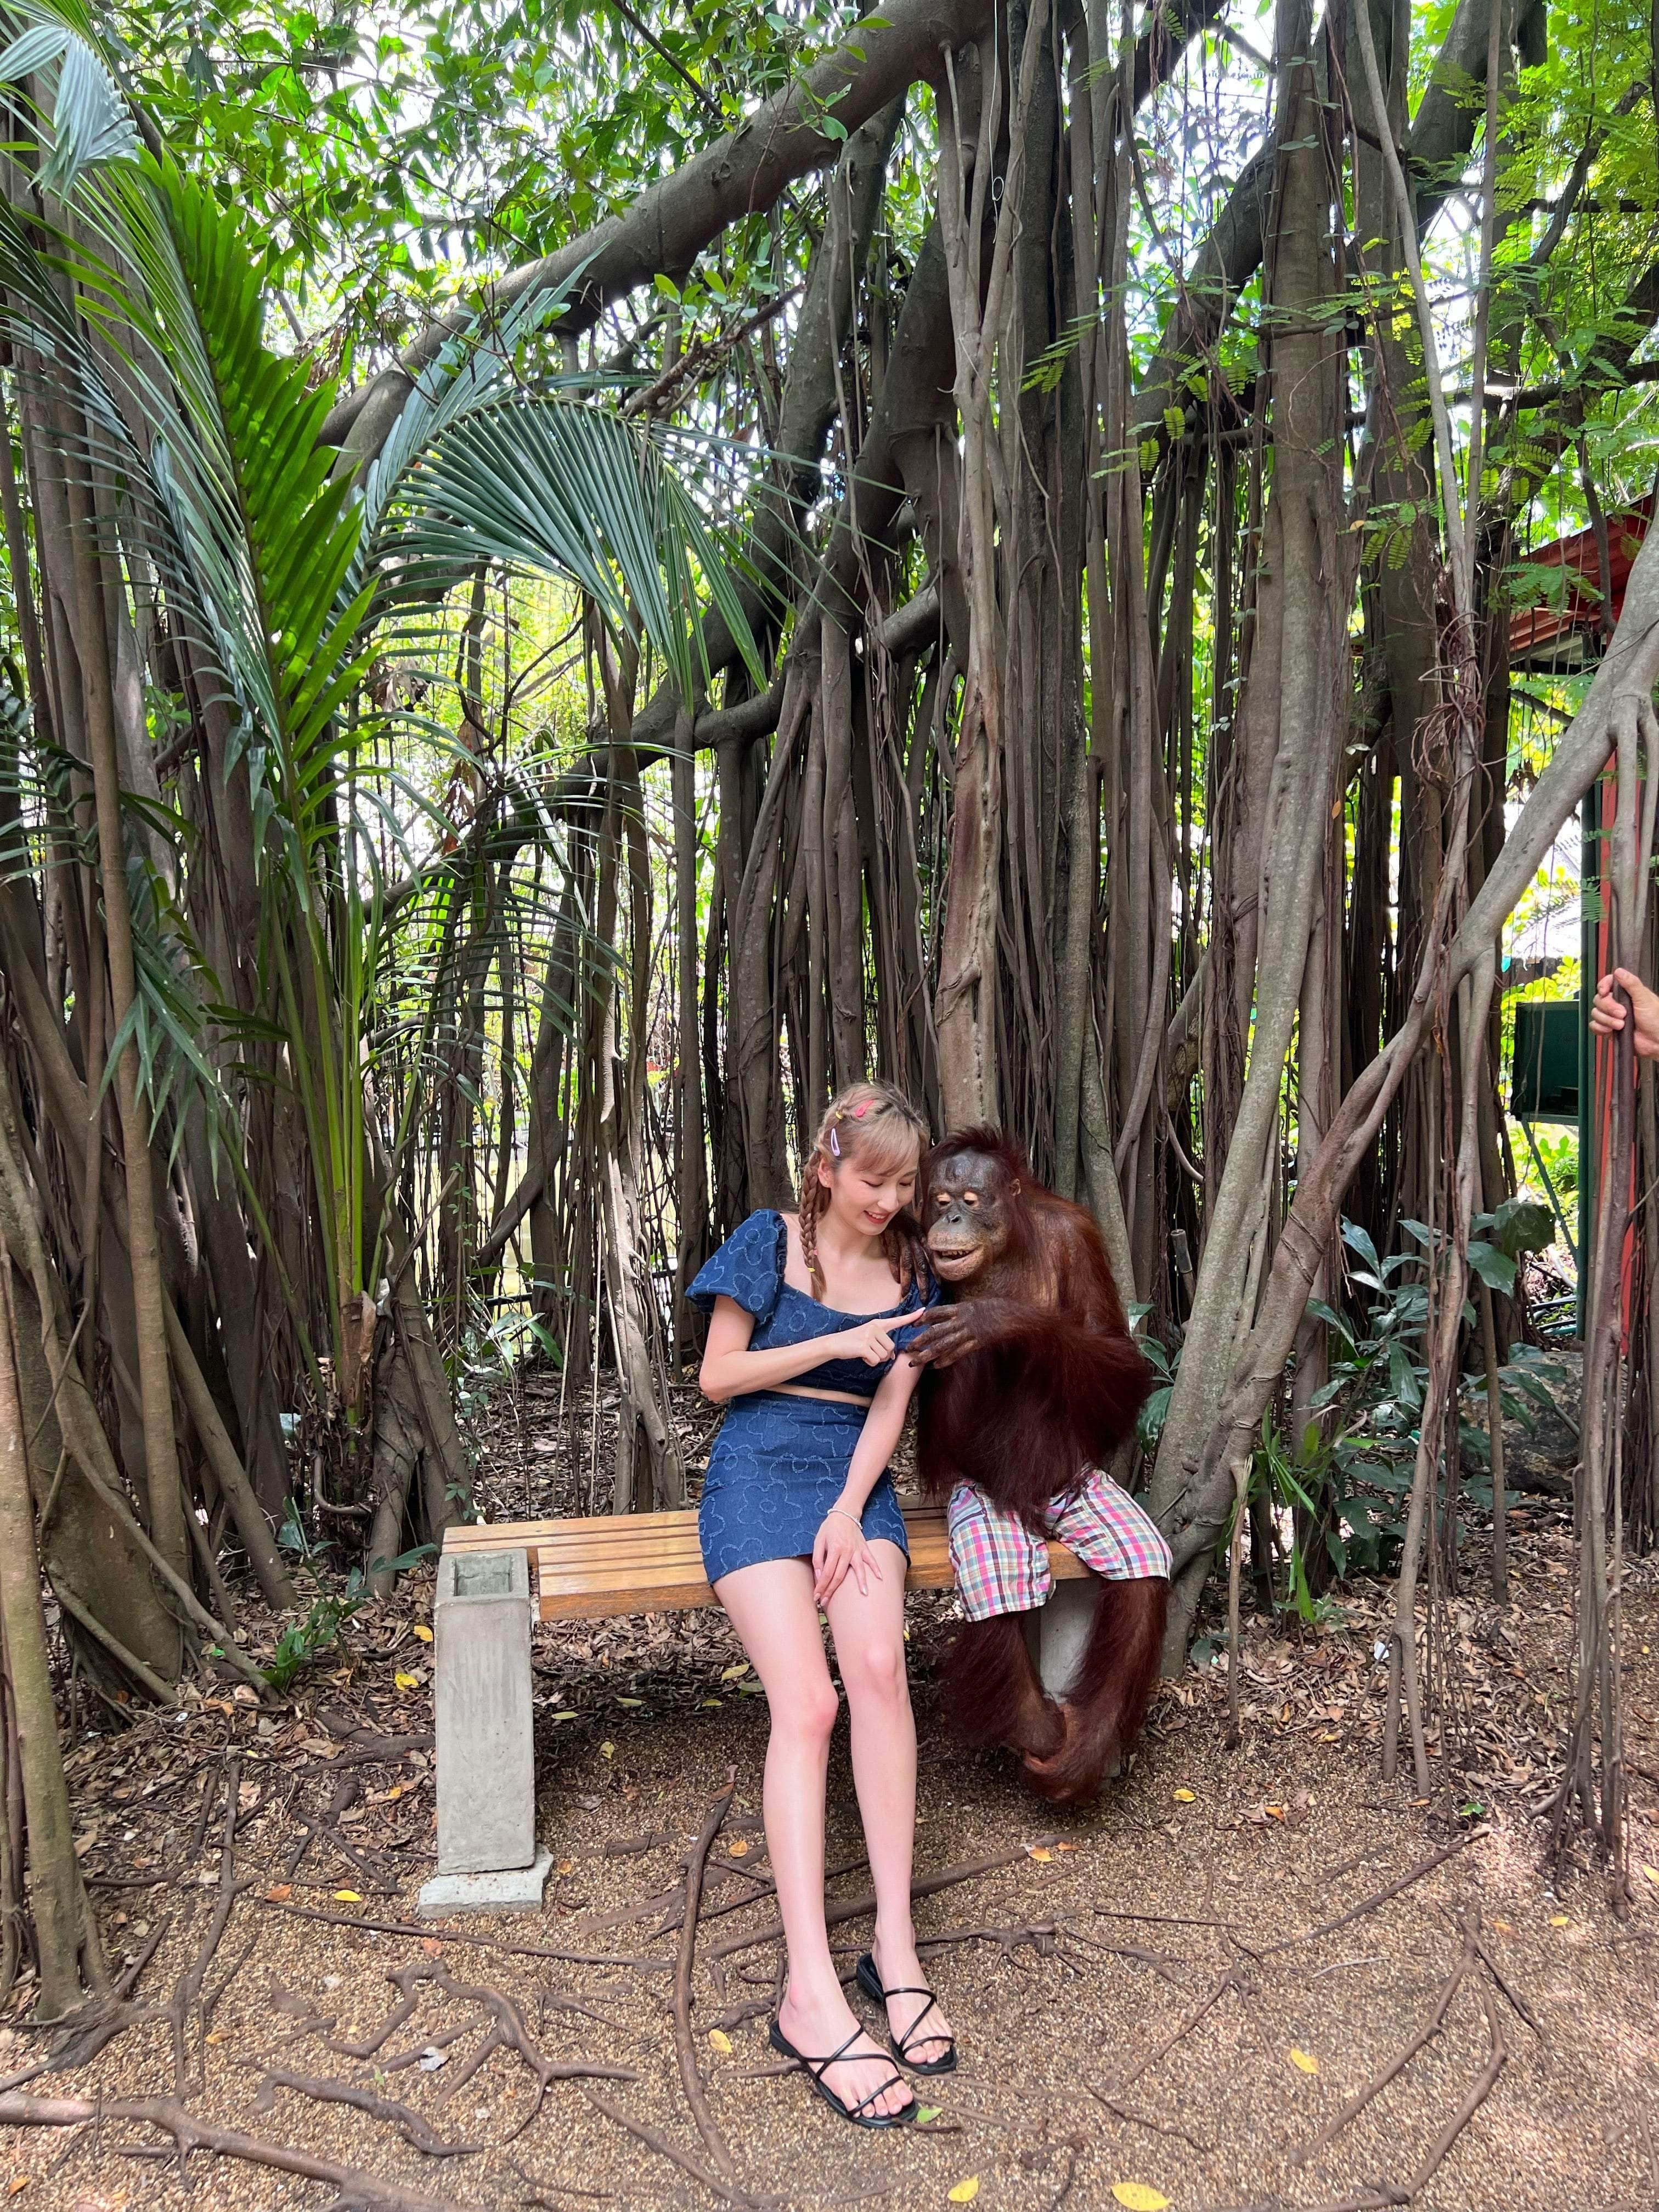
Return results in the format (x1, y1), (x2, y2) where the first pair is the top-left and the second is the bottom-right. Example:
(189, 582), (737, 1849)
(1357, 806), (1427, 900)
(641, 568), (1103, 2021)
(838, 1317), (899, 1365)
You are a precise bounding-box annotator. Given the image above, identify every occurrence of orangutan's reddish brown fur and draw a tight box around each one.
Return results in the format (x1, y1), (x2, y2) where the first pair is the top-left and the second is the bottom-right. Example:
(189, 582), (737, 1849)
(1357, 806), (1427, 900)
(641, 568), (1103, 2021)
(908, 1128), (1166, 1804)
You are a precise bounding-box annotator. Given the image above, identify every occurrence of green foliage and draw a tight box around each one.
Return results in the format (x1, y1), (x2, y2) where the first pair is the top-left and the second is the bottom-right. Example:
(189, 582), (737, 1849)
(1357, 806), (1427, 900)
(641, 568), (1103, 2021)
(459, 1306), (562, 1420)
(1515, 1118), (1578, 1204)
(0, 12), (765, 1400)
(1300, 1217), (1566, 1578)
(263, 1543), (431, 1689)
(1131, 1305), (1173, 1451)
(109, 0), (857, 379)
(0, 1), (137, 194)
(114, 155), (376, 846)
(263, 1579), (368, 1691)
(383, 398), (765, 707)
(1249, 1415), (1344, 1627)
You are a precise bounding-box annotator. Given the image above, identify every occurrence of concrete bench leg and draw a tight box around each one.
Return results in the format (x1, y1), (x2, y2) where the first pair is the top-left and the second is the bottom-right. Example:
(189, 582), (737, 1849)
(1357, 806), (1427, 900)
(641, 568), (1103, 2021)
(418, 1547), (551, 1917)
(1023, 1576), (1101, 1699)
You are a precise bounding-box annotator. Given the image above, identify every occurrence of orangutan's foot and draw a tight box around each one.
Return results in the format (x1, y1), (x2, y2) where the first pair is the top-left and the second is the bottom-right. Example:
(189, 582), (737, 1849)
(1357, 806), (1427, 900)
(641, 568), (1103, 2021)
(1019, 1701), (1103, 1805)
(1003, 1692), (1067, 1769)
(1017, 1698), (1073, 1775)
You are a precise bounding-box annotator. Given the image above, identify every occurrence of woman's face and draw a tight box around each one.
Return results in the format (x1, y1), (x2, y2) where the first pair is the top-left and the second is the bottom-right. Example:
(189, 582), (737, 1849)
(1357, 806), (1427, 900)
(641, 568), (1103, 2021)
(819, 1144), (919, 1238)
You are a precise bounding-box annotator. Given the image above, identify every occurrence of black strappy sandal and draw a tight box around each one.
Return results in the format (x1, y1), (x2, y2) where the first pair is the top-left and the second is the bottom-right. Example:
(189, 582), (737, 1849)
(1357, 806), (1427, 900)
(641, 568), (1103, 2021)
(768, 2017), (917, 2128)
(855, 1952), (958, 2075)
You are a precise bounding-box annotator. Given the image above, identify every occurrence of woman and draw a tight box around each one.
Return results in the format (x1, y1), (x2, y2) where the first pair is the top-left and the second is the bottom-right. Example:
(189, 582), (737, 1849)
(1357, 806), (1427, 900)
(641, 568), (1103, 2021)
(689, 1081), (955, 2129)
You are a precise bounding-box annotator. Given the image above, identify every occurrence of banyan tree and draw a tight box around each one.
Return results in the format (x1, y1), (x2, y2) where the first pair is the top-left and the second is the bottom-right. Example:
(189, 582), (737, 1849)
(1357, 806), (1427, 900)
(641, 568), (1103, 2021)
(0, 0), (1654, 1999)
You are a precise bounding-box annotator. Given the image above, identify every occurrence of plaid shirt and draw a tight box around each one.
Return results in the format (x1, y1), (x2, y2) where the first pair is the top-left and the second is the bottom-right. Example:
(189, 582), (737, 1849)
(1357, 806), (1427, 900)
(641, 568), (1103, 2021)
(946, 1468), (1172, 1622)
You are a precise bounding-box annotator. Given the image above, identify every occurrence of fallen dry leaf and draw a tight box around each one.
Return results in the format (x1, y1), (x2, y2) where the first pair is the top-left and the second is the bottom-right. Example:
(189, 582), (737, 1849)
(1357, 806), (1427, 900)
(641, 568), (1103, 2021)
(1029, 1846), (1053, 1863)
(1290, 2047), (1319, 2075)
(708, 2029), (733, 2055)
(264, 1884), (291, 1903)
(332, 1889), (363, 1904)
(393, 1672), (420, 1692)
(1173, 1788), (1196, 1803)
(1111, 2186), (1170, 2211)
(411, 1625), (433, 1643)
(947, 2181), (979, 2204)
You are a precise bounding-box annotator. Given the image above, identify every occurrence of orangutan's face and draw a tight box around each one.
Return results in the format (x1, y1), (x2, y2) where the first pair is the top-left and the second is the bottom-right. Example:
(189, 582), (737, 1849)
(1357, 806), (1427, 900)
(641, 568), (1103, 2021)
(925, 1149), (1019, 1283)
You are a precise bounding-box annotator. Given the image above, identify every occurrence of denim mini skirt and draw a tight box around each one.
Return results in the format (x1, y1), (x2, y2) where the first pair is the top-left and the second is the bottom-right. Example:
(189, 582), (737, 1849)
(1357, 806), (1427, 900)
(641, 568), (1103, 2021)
(698, 1391), (910, 1585)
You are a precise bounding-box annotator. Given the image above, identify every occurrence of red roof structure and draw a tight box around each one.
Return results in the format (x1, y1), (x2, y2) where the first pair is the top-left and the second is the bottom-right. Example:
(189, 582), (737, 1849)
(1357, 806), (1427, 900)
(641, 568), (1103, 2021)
(1508, 495), (1654, 670)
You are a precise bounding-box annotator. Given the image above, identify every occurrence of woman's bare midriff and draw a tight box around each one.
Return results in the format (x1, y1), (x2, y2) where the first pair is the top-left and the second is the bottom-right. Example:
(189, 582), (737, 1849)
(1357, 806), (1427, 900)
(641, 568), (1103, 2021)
(769, 1384), (875, 1408)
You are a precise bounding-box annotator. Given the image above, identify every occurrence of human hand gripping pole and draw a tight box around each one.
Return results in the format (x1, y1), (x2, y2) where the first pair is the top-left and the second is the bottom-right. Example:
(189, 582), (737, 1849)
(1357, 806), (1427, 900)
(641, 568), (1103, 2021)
(1590, 966), (1659, 1059)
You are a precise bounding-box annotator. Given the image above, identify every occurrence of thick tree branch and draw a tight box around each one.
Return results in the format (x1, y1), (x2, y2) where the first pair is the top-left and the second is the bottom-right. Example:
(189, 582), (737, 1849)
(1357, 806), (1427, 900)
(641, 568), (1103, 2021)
(321, 0), (995, 461)
(1135, 0), (1508, 444)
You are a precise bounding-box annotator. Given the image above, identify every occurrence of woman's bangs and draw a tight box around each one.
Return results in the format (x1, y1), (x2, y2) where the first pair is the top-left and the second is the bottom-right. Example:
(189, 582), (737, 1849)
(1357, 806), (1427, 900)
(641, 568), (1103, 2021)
(846, 1119), (922, 1180)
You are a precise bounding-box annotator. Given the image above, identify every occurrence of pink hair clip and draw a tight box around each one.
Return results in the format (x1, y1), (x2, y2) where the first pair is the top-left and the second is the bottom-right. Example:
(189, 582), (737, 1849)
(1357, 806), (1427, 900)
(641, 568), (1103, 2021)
(850, 1102), (869, 1118)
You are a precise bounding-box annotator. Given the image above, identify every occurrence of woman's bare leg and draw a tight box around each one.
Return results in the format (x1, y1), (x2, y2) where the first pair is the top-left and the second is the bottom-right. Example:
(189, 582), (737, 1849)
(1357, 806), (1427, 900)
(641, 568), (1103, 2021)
(715, 1557), (912, 2118)
(826, 1543), (953, 2066)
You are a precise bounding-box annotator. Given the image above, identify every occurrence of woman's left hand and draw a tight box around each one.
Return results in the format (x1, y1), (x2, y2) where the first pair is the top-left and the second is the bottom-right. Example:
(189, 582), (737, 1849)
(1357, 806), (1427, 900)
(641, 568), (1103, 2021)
(814, 1508), (883, 1604)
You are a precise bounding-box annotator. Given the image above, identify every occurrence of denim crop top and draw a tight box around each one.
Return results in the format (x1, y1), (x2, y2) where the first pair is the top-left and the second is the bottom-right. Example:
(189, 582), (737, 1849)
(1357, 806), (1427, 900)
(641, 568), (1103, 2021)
(687, 1209), (937, 1397)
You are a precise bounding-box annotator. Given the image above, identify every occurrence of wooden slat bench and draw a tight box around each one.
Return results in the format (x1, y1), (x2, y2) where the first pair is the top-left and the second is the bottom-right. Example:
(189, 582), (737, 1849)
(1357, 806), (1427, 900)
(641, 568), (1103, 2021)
(444, 1502), (1092, 1621)
(423, 1506), (1098, 1915)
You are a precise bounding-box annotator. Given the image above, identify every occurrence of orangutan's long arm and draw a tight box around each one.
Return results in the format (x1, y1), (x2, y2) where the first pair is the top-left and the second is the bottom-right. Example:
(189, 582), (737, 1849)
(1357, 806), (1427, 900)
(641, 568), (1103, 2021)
(909, 1301), (1154, 1470)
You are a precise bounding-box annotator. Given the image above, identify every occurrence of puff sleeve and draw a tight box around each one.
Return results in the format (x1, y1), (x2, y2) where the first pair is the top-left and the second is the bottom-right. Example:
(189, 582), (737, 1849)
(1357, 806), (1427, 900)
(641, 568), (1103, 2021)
(890, 1269), (943, 1354)
(686, 1210), (787, 1324)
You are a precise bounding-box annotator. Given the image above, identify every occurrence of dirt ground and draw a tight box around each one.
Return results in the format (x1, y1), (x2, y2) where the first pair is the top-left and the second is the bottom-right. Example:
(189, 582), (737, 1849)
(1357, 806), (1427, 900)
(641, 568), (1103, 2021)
(2, 1373), (1657, 2212)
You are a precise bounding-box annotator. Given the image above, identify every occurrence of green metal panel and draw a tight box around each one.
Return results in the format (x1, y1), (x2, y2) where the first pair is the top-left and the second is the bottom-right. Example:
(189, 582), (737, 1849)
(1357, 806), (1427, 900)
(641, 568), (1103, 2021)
(1510, 1000), (1579, 1121)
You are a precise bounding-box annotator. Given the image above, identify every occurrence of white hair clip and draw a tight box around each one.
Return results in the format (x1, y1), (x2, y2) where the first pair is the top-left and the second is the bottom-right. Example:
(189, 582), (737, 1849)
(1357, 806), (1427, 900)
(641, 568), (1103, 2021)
(828, 1126), (841, 1156)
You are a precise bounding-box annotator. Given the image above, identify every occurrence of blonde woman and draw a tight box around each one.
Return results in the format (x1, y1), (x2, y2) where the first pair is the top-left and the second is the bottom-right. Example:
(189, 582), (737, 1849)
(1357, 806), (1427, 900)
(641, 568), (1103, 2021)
(690, 1082), (955, 2128)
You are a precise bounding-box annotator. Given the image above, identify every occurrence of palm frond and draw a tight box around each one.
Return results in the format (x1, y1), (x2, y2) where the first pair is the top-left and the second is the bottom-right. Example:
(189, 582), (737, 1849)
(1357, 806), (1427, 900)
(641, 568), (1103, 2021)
(80, 153), (374, 855)
(0, 3), (137, 197)
(380, 396), (765, 706)
(357, 277), (586, 562)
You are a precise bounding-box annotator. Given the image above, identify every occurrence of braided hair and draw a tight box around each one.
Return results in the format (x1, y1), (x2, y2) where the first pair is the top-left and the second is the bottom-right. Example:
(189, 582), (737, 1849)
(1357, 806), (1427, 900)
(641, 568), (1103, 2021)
(798, 1081), (933, 1302)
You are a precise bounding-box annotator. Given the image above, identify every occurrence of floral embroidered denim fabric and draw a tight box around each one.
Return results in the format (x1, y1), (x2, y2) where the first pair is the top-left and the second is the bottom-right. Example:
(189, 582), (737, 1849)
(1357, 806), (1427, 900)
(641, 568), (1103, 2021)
(696, 1394), (910, 1583)
(687, 1211), (938, 1585)
(686, 1209), (936, 1395)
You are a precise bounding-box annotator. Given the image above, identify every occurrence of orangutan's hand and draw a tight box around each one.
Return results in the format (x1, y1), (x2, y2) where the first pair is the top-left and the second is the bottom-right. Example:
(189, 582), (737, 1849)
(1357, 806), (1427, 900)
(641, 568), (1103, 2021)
(905, 1299), (1022, 1368)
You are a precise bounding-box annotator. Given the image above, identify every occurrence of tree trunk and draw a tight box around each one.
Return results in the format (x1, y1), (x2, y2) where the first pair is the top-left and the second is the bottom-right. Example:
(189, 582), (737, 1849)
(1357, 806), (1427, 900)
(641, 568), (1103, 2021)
(66, 465), (189, 1586)
(1152, 0), (1348, 1595)
(0, 1250), (105, 2017)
